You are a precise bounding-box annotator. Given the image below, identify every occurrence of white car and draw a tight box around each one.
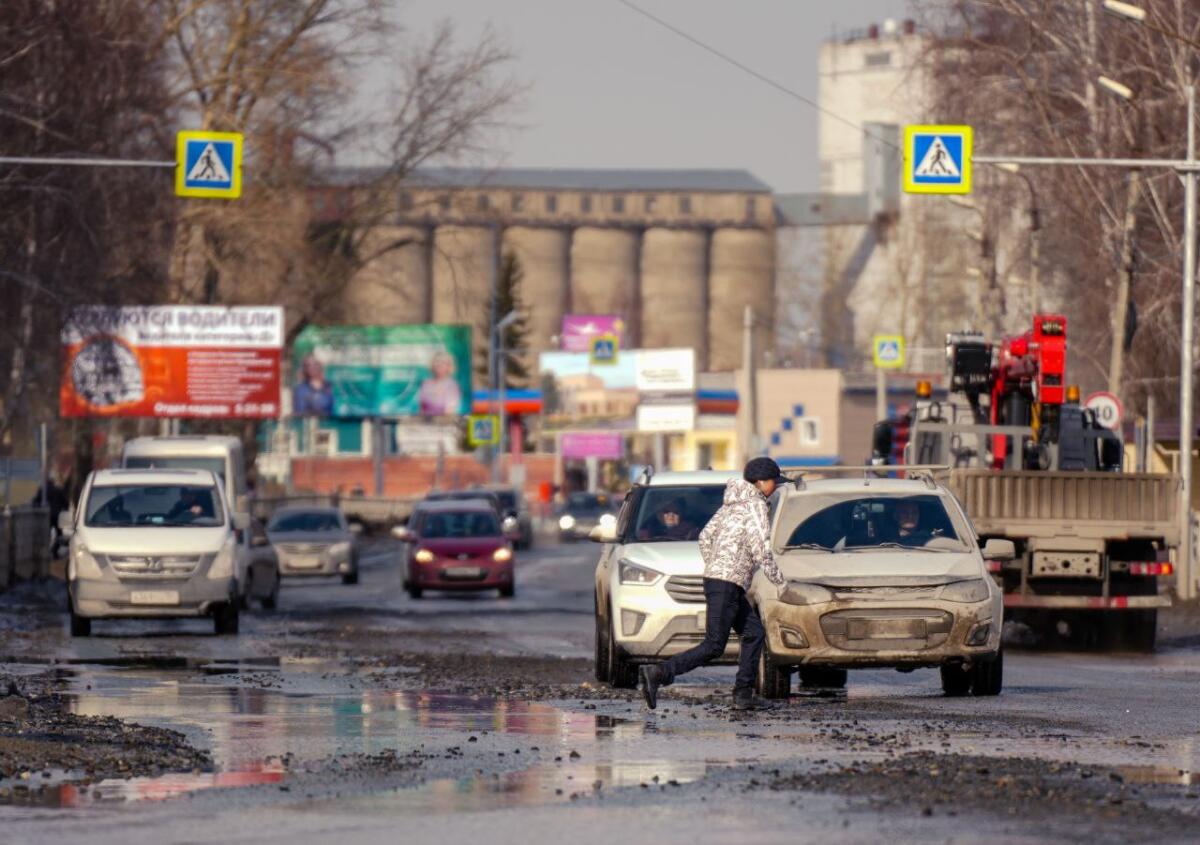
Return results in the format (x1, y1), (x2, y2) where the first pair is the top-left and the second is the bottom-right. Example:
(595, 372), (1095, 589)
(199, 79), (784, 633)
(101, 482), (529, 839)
(63, 468), (245, 636)
(592, 471), (737, 688)
(751, 472), (1009, 699)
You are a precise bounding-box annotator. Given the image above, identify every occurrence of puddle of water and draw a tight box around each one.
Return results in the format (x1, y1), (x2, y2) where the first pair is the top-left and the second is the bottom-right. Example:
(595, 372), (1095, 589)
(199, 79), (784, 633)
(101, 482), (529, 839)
(1115, 765), (1196, 785)
(0, 766), (285, 809)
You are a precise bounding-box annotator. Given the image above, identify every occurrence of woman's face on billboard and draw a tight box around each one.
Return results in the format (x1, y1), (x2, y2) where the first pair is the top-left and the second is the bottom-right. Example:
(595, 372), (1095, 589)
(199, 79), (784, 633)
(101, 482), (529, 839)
(431, 353), (453, 379)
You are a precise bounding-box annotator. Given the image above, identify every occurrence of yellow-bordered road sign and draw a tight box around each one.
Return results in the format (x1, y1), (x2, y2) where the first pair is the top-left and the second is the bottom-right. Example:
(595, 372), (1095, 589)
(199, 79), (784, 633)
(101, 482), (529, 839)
(467, 414), (500, 447)
(176, 130), (243, 199)
(590, 333), (619, 365)
(872, 335), (906, 369)
(903, 125), (972, 195)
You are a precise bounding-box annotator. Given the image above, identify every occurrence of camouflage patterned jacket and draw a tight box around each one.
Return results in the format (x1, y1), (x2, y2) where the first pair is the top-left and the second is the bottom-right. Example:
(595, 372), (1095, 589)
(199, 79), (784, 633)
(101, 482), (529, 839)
(698, 478), (786, 591)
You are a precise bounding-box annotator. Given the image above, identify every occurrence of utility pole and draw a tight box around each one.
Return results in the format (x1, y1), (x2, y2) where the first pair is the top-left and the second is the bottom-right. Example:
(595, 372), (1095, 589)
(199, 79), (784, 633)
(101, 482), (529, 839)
(1179, 84), (1196, 600)
(742, 305), (759, 464)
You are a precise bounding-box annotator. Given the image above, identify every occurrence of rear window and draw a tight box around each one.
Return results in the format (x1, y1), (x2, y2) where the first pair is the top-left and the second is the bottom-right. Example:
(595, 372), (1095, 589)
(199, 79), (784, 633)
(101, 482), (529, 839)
(626, 485), (725, 543)
(566, 493), (610, 514)
(85, 484), (223, 528)
(125, 456), (226, 483)
(268, 511), (344, 533)
(776, 494), (966, 552)
(417, 510), (500, 539)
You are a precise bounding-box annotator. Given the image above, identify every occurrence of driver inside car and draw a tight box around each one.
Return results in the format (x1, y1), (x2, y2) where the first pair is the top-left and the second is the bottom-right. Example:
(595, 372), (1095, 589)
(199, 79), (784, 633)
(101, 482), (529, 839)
(639, 499), (698, 541)
(891, 500), (934, 546)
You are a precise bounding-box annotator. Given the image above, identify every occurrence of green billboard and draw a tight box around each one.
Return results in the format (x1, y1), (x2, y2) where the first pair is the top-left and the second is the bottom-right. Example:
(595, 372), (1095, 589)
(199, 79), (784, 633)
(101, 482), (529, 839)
(291, 325), (472, 418)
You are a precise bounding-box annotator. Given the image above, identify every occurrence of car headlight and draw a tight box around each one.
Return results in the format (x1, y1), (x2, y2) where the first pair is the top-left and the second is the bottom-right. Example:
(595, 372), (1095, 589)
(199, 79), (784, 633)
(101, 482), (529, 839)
(493, 547), (513, 563)
(559, 514), (576, 530)
(209, 540), (235, 579)
(414, 549), (435, 564)
(940, 579), (990, 603)
(599, 513), (617, 528)
(328, 541), (352, 558)
(618, 560), (662, 586)
(779, 581), (834, 606)
(72, 546), (103, 580)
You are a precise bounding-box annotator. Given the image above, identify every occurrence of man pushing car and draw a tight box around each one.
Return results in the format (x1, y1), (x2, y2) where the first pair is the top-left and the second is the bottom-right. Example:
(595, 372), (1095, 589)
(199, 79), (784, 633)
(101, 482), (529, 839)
(639, 457), (788, 711)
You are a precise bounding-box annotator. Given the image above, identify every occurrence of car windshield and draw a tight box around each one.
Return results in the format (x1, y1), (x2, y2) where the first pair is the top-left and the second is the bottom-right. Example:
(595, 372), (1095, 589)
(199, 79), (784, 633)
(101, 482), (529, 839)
(565, 493), (610, 515)
(628, 485), (725, 542)
(418, 510), (501, 539)
(124, 456), (225, 483)
(85, 484), (224, 528)
(269, 511), (343, 533)
(776, 494), (966, 552)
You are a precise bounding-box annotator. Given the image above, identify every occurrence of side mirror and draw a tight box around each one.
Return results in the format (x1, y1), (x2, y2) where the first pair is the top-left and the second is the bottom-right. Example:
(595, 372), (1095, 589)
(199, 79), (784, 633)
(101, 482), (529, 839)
(233, 512), (250, 531)
(982, 539), (1016, 561)
(392, 526), (416, 542)
(57, 509), (74, 537)
(589, 523), (618, 543)
(501, 515), (519, 536)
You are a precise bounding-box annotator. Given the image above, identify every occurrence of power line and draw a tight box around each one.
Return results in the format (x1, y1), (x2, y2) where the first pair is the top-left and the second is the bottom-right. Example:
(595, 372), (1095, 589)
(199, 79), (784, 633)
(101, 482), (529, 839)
(612, 0), (900, 151)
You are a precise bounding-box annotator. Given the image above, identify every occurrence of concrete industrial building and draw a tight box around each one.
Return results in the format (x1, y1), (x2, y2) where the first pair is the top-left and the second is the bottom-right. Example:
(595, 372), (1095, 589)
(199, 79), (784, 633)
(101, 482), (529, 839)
(315, 168), (777, 374)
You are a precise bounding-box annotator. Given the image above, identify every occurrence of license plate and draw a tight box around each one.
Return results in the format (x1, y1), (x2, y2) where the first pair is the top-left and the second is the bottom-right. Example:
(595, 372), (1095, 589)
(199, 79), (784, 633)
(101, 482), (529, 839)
(444, 566), (483, 579)
(848, 618), (926, 640)
(130, 590), (180, 606)
(289, 556), (321, 568)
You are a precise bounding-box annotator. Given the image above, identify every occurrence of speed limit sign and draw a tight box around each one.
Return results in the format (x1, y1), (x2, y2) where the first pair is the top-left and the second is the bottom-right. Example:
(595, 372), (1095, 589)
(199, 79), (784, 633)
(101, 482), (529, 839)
(1084, 391), (1123, 430)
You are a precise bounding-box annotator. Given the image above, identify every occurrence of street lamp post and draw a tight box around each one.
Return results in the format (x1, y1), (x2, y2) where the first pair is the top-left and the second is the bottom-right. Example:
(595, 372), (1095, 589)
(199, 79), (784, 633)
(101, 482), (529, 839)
(492, 310), (519, 483)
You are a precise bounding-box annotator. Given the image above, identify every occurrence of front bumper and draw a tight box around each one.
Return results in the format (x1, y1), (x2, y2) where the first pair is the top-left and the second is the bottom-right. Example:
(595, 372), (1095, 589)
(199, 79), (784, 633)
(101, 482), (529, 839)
(410, 558), (513, 591)
(277, 549), (354, 577)
(71, 575), (236, 619)
(610, 579), (738, 663)
(760, 597), (1001, 669)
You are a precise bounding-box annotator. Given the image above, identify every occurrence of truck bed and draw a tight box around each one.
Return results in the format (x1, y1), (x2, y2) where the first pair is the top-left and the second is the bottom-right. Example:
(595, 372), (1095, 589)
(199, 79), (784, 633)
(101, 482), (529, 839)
(947, 469), (1180, 544)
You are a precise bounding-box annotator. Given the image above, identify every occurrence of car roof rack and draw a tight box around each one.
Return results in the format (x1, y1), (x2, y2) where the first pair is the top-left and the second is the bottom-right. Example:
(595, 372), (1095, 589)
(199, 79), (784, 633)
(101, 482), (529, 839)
(780, 465), (950, 490)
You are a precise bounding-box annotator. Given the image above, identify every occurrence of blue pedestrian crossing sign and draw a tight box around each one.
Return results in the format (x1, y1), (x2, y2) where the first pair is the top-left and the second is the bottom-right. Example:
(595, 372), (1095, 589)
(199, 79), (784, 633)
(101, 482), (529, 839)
(872, 335), (906, 370)
(590, 333), (619, 365)
(467, 414), (500, 447)
(903, 125), (972, 195)
(176, 130), (243, 199)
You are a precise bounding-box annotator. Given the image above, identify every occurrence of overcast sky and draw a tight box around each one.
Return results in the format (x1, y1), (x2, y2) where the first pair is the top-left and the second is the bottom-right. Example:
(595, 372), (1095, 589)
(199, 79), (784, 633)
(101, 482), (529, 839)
(359, 1), (911, 193)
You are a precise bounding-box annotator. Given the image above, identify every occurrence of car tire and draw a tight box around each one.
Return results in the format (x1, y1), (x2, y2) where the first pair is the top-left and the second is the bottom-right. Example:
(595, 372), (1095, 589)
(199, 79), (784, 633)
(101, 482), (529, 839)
(213, 604), (240, 636)
(798, 667), (847, 690)
(970, 650), (1003, 696)
(499, 584), (515, 599)
(604, 614), (639, 689)
(238, 575), (250, 610)
(756, 652), (792, 699)
(940, 663), (972, 697)
(69, 605), (91, 638)
(342, 569), (359, 585)
(261, 574), (280, 610)
(1124, 610), (1157, 653)
(595, 601), (613, 684)
(407, 586), (423, 600)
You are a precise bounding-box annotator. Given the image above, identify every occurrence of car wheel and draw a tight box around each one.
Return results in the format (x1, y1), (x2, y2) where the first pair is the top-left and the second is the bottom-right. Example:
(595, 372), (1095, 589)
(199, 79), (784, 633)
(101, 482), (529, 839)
(606, 615), (639, 689)
(499, 584), (515, 599)
(238, 575), (250, 610)
(213, 603), (240, 636)
(342, 569), (359, 585)
(1123, 610), (1157, 653)
(970, 650), (1003, 696)
(69, 604), (91, 638)
(595, 600), (613, 684)
(260, 573), (280, 610)
(940, 663), (972, 697)
(756, 652), (791, 699)
(798, 667), (847, 690)
(407, 585), (423, 600)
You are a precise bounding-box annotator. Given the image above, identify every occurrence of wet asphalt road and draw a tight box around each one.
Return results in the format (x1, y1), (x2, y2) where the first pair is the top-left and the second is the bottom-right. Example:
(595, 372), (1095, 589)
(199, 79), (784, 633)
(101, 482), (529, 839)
(4, 538), (1200, 843)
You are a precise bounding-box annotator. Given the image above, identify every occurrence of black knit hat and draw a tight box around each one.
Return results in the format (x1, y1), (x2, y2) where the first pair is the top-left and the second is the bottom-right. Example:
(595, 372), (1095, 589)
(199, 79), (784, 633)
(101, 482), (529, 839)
(743, 456), (784, 484)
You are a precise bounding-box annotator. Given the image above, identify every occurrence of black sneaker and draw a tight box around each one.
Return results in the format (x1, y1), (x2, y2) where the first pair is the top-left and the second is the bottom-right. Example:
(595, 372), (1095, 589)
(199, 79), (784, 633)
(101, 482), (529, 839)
(731, 688), (774, 711)
(640, 665), (662, 710)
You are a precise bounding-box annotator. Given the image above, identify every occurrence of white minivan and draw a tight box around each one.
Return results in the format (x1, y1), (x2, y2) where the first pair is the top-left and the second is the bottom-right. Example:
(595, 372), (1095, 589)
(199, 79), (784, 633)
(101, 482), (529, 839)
(63, 468), (243, 636)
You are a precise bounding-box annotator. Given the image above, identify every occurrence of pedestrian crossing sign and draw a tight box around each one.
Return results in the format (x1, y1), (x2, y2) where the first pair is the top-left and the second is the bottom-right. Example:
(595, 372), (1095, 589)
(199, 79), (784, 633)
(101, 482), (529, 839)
(872, 335), (906, 369)
(903, 125), (972, 195)
(176, 130), (243, 199)
(590, 333), (619, 365)
(467, 414), (500, 447)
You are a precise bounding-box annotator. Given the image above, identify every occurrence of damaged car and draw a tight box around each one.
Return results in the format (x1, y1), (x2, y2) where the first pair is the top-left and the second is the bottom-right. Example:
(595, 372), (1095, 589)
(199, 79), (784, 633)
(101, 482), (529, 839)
(752, 473), (1007, 699)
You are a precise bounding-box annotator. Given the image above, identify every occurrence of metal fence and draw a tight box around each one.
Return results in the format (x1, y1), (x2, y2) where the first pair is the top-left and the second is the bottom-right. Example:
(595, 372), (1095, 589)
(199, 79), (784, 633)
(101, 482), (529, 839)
(0, 505), (49, 589)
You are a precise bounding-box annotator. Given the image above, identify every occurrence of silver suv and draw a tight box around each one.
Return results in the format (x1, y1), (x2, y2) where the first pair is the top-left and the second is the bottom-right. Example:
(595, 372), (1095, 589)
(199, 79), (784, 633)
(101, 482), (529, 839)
(592, 471), (737, 688)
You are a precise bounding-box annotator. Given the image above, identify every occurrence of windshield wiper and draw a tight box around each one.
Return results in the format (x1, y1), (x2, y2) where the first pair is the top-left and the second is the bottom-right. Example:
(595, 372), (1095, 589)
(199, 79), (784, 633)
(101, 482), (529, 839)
(845, 542), (954, 552)
(784, 542), (836, 552)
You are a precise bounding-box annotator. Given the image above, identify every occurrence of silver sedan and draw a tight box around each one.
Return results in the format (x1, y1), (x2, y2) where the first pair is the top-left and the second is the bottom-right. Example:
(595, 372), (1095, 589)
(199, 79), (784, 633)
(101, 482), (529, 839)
(267, 506), (359, 585)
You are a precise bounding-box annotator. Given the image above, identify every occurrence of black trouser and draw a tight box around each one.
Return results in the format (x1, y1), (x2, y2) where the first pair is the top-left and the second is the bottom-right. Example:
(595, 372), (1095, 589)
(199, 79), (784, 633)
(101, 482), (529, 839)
(659, 577), (765, 691)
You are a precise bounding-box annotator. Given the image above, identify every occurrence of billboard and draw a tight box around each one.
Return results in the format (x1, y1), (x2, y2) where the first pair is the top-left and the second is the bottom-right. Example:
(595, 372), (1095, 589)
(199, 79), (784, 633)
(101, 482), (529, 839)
(291, 325), (471, 418)
(635, 348), (696, 393)
(561, 432), (624, 460)
(60, 306), (282, 419)
(561, 315), (627, 353)
(636, 403), (696, 433)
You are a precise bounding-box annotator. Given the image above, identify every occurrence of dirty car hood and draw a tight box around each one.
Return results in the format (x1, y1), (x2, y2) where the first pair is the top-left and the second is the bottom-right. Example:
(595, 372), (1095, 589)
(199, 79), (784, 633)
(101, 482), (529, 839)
(776, 550), (983, 583)
(621, 541), (704, 576)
